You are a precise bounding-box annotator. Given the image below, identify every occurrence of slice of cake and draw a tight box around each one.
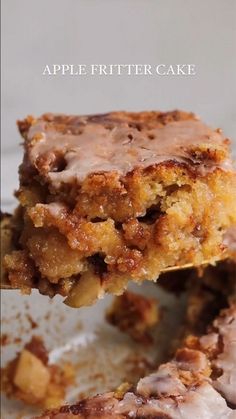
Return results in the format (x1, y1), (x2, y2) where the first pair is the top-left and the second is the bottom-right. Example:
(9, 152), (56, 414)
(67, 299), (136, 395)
(2, 111), (236, 306)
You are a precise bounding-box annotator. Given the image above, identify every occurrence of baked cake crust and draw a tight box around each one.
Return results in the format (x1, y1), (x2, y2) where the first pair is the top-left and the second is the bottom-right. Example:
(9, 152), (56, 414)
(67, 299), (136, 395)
(2, 111), (236, 306)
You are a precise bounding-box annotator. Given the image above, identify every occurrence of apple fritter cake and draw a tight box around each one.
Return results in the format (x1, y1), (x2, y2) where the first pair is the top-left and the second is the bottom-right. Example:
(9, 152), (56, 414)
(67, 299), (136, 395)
(2, 111), (236, 306)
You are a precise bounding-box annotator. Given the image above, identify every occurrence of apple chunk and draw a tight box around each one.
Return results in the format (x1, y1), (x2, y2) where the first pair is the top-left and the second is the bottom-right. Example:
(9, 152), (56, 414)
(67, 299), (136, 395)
(13, 349), (50, 400)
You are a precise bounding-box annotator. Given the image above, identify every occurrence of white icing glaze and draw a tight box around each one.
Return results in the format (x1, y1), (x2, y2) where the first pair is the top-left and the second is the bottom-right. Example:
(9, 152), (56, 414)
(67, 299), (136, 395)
(213, 306), (236, 405)
(137, 366), (186, 397)
(27, 118), (232, 187)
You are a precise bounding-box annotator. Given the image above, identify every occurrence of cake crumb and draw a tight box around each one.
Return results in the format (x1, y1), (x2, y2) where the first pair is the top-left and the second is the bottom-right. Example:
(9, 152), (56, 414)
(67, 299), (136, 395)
(1, 336), (75, 409)
(106, 291), (159, 344)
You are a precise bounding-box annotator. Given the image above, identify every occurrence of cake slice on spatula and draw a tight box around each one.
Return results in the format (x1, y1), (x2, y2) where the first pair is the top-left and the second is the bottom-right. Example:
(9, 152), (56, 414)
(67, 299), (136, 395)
(1, 111), (236, 307)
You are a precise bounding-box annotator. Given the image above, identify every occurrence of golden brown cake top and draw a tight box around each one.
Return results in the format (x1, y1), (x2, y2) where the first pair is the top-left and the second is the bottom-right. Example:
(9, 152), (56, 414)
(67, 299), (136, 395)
(18, 111), (233, 188)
